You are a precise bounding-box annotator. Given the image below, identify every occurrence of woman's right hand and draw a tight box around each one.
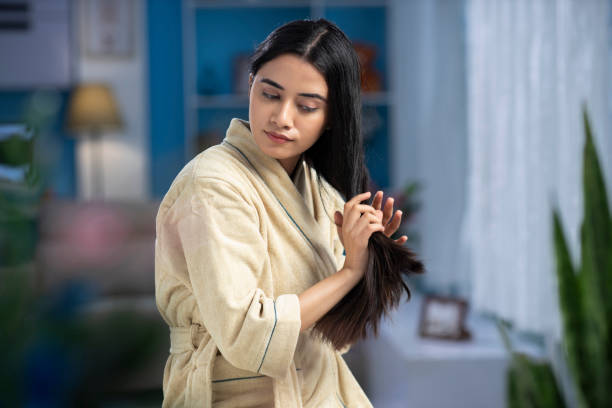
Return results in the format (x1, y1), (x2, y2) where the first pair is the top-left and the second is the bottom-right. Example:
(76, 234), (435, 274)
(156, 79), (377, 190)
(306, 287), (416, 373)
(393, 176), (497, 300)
(334, 191), (384, 278)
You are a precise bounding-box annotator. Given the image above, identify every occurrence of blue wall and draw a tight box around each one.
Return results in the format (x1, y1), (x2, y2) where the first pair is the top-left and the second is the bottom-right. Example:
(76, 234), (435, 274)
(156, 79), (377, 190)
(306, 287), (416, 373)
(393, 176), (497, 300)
(148, 0), (185, 198)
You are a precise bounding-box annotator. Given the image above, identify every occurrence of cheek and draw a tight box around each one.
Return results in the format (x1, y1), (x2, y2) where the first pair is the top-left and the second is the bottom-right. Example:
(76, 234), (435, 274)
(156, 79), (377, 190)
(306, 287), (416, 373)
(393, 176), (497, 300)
(296, 120), (324, 148)
(249, 98), (271, 127)
(248, 99), (263, 131)
(301, 115), (326, 140)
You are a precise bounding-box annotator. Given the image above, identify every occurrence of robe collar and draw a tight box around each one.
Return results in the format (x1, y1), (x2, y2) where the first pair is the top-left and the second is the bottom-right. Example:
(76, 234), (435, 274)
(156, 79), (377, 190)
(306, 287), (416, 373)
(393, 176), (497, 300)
(222, 118), (337, 272)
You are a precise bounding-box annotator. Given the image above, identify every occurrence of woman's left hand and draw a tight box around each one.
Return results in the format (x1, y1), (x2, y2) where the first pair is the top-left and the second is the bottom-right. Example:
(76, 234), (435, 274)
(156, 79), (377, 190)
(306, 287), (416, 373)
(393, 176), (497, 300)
(372, 190), (408, 245)
(334, 190), (408, 247)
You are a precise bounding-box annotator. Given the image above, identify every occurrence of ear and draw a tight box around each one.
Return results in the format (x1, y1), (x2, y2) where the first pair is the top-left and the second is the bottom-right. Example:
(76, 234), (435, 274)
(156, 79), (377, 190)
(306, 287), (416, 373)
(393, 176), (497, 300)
(248, 73), (254, 92)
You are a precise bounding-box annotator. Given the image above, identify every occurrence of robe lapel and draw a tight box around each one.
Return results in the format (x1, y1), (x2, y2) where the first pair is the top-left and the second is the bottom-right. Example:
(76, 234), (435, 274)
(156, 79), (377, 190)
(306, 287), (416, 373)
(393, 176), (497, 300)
(222, 118), (338, 274)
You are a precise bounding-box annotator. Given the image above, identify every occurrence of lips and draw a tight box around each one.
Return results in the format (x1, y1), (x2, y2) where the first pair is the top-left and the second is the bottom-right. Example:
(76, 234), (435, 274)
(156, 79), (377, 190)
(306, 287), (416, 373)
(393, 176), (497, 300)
(265, 131), (293, 142)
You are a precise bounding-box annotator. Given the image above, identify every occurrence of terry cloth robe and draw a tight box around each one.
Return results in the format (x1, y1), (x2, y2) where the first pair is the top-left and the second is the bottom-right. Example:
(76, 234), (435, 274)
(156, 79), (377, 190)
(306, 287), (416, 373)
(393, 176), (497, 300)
(155, 118), (373, 407)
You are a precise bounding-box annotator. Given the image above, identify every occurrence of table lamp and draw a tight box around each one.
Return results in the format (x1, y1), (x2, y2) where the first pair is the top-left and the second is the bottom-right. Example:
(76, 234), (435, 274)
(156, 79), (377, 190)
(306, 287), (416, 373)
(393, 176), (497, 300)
(65, 83), (123, 199)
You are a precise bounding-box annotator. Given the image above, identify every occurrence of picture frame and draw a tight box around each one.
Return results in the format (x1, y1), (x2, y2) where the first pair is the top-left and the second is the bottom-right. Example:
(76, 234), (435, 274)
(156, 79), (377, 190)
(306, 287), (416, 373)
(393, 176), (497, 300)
(418, 295), (471, 341)
(82, 0), (134, 58)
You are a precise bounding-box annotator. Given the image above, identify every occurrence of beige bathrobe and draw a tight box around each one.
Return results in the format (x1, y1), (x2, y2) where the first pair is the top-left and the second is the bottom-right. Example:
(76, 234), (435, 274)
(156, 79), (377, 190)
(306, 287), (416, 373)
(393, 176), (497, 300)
(155, 118), (373, 407)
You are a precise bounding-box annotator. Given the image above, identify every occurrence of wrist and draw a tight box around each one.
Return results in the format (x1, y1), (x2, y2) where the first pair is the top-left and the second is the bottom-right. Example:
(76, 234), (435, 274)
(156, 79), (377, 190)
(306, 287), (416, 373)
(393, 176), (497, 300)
(340, 265), (364, 285)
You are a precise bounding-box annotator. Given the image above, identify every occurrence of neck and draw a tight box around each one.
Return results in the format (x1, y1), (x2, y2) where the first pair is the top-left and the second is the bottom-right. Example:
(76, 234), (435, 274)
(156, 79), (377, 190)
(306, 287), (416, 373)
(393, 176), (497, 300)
(278, 155), (302, 178)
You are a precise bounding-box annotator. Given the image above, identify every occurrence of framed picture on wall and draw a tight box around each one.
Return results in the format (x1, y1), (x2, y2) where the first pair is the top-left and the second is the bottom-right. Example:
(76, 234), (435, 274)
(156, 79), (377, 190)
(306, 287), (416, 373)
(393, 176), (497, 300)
(418, 295), (471, 341)
(82, 0), (134, 58)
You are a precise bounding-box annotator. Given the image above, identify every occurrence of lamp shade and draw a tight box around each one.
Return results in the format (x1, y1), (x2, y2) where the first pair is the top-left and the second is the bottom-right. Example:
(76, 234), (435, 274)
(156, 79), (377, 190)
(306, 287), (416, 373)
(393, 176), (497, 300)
(65, 83), (124, 133)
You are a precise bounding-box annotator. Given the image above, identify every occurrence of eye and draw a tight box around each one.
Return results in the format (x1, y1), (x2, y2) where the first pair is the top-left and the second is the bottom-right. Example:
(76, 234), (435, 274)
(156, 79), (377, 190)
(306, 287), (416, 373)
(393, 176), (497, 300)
(299, 105), (317, 113)
(262, 91), (279, 100)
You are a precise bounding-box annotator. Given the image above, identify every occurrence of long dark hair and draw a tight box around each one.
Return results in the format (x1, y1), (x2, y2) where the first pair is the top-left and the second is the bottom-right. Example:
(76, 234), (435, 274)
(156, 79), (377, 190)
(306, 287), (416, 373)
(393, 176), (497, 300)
(250, 19), (424, 350)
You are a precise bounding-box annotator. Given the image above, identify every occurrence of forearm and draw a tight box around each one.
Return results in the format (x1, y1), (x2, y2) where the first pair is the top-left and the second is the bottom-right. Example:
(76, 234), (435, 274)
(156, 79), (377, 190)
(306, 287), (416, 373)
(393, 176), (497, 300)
(298, 267), (362, 332)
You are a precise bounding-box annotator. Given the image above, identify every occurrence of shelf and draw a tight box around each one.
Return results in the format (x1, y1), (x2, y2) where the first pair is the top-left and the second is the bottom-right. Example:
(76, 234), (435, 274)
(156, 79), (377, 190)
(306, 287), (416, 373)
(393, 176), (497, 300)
(195, 91), (392, 109)
(196, 94), (248, 108)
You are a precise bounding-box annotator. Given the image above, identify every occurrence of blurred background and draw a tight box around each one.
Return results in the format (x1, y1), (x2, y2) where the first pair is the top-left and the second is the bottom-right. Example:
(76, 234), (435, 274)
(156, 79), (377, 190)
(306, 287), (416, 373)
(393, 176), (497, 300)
(1, 0), (611, 407)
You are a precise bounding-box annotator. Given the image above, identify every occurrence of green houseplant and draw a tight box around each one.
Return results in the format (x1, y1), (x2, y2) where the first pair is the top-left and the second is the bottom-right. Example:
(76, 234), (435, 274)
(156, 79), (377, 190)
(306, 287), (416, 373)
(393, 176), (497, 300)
(553, 109), (612, 408)
(503, 109), (612, 408)
(498, 319), (566, 408)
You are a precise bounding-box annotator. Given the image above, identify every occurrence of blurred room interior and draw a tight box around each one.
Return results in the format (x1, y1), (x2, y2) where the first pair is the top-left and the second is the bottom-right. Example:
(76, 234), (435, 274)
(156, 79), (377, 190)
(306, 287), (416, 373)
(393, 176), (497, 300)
(1, 0), (611, 407)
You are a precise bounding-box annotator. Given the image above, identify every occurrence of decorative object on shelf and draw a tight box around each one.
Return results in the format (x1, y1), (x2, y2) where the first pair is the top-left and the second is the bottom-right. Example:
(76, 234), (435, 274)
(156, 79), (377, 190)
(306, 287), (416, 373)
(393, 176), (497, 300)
(65, 83), (124, 200)
(82, 0), (134, 58)
(419, 294), (471, 341)
(552, 109), (612, 408)
(353, 42), (382, 92)
(233, 53), (252, 95)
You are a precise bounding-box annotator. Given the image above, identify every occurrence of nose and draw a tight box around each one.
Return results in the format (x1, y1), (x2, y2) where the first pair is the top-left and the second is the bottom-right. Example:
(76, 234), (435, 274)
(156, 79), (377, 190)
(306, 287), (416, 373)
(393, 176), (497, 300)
(270, 100), (293, 129)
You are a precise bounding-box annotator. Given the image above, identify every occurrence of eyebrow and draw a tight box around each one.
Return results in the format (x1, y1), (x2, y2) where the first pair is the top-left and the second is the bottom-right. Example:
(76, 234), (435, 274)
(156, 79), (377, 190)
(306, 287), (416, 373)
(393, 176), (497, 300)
(260, 77), (327, 102)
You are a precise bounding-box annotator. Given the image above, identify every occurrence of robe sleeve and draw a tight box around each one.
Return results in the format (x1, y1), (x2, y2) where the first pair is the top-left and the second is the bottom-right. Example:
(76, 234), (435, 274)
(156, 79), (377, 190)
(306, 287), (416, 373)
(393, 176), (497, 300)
(176, 176), (301, 379)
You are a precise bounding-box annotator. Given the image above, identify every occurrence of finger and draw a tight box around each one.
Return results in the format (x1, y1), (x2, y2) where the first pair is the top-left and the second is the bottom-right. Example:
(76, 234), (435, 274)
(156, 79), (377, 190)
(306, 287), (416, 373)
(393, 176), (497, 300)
(344, 204), (379, 231)
(382, 197), (395, 226)
(372, 190), (383, 211)
(345, 191), (372, 209)
(344, 192), (374, 229)
(354, 213), (385, 240)
(334, 211), (343, 227)
(394, 235), (408, 245)
(364, 222), (385, 240)
(354, 211), (384, 234)
(384, 210), (403, 237)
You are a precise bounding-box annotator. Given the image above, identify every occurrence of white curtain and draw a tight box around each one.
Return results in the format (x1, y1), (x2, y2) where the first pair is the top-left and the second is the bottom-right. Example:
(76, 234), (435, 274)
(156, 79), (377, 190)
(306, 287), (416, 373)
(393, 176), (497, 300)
(463, 0), (611, 336)
(390, 0), (470, 296)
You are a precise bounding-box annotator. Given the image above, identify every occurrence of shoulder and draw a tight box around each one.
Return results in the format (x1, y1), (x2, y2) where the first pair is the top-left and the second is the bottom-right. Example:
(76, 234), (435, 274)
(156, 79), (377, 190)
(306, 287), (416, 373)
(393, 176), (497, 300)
(157, 143), (254, 221)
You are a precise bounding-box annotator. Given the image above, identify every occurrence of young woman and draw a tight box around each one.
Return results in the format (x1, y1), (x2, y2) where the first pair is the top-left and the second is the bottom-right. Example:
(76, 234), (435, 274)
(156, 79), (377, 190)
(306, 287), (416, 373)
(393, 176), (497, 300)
(155, 19), (414, 407)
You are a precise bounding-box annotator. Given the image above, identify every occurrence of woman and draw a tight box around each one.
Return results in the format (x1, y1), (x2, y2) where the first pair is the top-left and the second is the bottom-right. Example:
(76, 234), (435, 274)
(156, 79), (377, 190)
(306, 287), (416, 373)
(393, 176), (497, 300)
(155, 19), (411, 407)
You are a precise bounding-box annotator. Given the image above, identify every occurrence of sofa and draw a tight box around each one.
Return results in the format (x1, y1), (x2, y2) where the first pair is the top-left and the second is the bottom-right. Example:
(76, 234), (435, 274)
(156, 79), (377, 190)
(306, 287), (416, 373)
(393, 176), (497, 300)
(35, 198), (168, 391)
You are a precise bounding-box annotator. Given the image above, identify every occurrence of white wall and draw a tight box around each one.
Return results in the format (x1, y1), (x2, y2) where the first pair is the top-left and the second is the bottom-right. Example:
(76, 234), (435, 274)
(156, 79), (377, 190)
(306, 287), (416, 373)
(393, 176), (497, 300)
(73, 0), (149, 201)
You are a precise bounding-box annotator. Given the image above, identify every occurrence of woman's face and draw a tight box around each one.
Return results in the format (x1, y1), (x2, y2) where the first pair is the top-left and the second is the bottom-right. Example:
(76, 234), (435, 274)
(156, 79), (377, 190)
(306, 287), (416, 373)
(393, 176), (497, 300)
(248, 53), (328, 175)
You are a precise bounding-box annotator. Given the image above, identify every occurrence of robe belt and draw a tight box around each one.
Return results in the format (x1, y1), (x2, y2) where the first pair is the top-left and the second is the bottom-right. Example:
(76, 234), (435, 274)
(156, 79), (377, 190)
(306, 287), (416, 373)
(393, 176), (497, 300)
(169, 325), (207, 354)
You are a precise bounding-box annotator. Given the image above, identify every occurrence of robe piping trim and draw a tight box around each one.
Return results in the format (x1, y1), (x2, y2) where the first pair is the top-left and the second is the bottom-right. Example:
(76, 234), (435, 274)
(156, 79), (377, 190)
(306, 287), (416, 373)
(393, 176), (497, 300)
(257, 299), (277, 373)
(212, 375), (265, 383)
(211, 368), (302, 384)
(337, 393), (348, 408)
(223, 140), (318, 252)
